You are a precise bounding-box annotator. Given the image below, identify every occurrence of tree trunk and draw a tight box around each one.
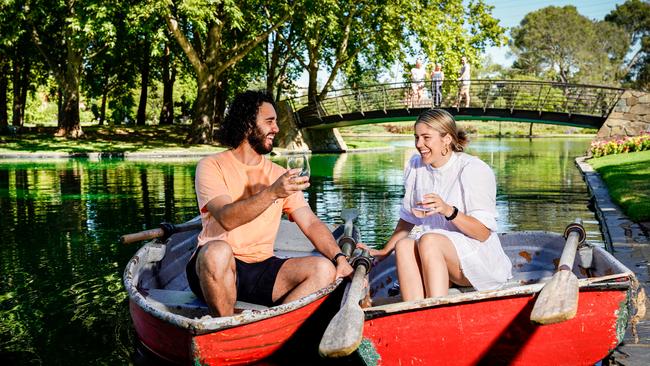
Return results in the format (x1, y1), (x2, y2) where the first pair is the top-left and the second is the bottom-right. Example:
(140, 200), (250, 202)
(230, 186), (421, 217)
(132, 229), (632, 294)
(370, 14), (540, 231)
(55, 47), (83, 138)
(57, 88), (63, 125)
(266, 34), (282, 98)
(159, 43), (175, 125)
(136, 37), (151, 126)
(100, 88), (108, 126)
(0, 58), (8, 128)
(188, 72), (219, 144)
(19, 62), (29, 125)
(11, 60), (25, 127)
(307, 62), (319, 105)
(529, 123), (534, 137)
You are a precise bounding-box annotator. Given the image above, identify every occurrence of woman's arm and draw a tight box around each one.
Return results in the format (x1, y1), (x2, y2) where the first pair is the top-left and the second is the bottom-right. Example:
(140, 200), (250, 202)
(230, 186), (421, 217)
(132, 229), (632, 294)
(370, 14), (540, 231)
(441, 205), (490, 242)
(363, 219), (415, 260)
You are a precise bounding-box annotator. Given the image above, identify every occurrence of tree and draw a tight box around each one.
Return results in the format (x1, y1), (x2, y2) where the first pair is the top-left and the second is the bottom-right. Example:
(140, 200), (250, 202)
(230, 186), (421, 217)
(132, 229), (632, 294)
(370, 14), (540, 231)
(25, 0), (120, 137)
(278, 0), (504, 105)
(158, 39), (177, 125)
(605, 0), (650, 90)
(161, 0), (291, 144)
(511, 6), (628, 85)
(82, 8), (140, 126)
(0, 57), (7, 129)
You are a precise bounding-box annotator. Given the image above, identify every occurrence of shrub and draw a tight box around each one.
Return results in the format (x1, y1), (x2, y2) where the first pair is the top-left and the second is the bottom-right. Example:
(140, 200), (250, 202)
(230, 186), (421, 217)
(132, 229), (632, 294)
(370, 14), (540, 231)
(590, 132), (650, 158)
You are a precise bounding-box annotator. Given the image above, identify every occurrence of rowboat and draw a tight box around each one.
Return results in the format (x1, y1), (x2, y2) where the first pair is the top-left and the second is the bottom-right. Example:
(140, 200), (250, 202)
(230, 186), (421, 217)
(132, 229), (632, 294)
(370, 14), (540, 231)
(357, 230), (642, 366)
(123, 219), (346, 365)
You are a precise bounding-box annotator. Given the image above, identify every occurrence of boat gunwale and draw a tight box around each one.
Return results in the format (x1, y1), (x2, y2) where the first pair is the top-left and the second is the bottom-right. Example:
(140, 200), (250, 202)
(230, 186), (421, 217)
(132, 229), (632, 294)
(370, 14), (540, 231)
(124, 238), (343, 335)
(364, 234), (637, 319)
(364, 272), (633, 318)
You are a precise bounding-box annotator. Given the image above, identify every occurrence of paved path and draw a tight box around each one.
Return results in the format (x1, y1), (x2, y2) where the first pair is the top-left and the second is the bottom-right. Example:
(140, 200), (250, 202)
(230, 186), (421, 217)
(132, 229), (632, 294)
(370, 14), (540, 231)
(576, 157), (650, 365)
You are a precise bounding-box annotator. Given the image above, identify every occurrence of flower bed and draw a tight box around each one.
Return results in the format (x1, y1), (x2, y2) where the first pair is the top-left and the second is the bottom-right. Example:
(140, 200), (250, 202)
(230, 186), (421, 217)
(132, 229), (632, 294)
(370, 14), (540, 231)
(590, 132), (650, 158)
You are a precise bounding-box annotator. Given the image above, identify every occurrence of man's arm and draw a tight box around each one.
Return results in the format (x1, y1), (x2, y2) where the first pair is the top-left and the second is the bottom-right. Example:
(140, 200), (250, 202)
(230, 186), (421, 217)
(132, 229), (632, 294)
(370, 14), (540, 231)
(205, 170), (308, 232)
(292, 207), (354, 278)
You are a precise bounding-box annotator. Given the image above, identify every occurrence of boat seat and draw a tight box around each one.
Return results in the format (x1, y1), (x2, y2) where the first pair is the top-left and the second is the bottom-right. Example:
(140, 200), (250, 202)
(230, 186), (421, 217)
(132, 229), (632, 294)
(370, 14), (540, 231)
(144, 289), (268, 318)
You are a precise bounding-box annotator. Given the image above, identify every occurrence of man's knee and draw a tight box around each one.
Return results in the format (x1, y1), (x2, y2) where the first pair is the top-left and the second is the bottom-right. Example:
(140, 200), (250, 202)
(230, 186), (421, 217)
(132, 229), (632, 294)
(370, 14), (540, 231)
(197, 240), (234, 273)
(310, 257), (336, 284)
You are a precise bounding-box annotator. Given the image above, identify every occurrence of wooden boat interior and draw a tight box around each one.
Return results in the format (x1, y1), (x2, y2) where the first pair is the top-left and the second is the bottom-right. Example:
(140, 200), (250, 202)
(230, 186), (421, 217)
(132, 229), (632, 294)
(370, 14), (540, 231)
(368, 231), (634, 309)
(127, 222), (633, 323)
(126, 221), (331, 321)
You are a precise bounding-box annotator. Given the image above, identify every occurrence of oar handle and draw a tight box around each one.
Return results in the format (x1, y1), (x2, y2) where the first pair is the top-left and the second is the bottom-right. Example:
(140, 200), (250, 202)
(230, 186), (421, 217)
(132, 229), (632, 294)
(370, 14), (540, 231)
(558, 219), (586, 271)
(120, 219), (202, 244)
(338, 208), (359, 257)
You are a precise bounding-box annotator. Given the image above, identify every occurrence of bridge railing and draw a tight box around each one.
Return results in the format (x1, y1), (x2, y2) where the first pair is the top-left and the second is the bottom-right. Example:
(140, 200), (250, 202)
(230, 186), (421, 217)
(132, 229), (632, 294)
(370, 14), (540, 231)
(287, 80), (625, 127)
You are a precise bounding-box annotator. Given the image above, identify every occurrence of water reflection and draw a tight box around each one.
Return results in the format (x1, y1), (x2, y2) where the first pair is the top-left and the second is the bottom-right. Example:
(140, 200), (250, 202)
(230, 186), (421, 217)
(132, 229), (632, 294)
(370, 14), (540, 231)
(0, 137), (599, 364)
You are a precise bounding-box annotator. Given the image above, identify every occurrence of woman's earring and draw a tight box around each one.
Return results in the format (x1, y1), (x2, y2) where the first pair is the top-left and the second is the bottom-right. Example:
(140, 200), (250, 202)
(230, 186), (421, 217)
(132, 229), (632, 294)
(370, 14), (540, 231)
(442, 144), (449, 156)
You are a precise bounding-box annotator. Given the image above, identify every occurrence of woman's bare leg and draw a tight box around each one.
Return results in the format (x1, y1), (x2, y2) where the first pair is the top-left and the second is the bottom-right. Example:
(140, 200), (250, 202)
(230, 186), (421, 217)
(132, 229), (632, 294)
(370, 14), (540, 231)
(417, 233), (470, 297)
(395, 237), (424, 301)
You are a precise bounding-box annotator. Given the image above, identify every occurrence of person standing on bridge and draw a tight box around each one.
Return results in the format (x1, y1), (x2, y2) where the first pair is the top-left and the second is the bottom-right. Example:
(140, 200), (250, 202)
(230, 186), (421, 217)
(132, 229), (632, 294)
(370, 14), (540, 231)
(456, 56), (471, 108)
(358, 109), (512, 300)
(410, 59), (426, 107)
(187, 90), (353, 316)
(430, 63), (444, 107)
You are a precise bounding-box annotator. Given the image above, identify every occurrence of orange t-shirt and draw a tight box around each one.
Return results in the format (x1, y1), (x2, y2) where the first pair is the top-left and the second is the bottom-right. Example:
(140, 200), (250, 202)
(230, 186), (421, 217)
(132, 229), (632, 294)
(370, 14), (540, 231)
(194, 150), (308, 263)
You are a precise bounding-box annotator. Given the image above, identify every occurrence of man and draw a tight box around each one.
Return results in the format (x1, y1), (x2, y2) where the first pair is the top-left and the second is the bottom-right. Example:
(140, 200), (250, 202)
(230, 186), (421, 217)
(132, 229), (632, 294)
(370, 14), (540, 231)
(456, 56), (471, 108)
(187, 90), (353, 317)
(410, 59), (426, 107)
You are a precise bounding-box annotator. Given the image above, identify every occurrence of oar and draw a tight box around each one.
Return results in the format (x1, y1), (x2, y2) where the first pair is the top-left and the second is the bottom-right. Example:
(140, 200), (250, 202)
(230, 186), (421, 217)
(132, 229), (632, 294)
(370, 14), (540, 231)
(319, 252), (371, 357)
(120, 218), (202, 244)
(530, 218), (586, 325)
(337, 208), (359, 256)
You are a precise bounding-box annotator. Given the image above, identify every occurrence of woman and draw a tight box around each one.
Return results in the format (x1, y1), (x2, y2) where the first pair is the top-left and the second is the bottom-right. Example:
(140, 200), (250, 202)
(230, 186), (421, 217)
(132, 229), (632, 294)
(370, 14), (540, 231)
(430, 63), (444, 107)
(362, 109), (512, 300)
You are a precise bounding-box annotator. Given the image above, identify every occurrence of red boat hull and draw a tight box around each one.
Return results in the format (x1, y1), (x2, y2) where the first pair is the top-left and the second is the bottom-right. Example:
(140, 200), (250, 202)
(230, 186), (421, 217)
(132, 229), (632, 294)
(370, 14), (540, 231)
(362, 289), (628, 366)
(130, 295), (329, 365)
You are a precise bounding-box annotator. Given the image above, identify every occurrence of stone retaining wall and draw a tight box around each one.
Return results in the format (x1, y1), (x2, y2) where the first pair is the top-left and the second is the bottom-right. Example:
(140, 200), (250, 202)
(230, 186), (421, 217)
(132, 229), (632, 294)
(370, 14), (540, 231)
(275, 100), (347, 152)
(598, 90), (650, 138)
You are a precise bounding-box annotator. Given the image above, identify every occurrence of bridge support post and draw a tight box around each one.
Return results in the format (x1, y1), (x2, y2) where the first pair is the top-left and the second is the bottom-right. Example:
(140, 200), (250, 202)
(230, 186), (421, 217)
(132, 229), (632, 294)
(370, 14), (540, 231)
(275, 100), (348, 153)
(598, 90), (650, 138)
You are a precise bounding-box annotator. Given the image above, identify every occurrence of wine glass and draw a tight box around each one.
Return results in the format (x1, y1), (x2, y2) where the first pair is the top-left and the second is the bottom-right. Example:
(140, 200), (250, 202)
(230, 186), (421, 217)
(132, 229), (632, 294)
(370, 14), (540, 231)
(286, 154), (310, 177)
(411, 179), (432, 218)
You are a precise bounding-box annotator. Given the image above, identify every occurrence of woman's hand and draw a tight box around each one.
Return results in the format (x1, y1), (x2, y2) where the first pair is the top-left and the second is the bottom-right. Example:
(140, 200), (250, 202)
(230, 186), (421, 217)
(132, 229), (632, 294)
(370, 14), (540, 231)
(356, 242), (388, 262)
(419, 193), (454, 218)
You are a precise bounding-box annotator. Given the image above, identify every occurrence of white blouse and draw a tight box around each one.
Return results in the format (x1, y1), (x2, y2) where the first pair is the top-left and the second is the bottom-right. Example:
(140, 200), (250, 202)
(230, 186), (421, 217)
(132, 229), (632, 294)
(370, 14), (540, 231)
(399, 152), (513, 291)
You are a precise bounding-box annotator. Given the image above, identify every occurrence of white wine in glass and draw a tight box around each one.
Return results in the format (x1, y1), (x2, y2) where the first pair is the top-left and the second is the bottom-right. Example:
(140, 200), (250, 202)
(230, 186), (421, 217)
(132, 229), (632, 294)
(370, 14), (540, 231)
(286, 154), (310, 177)
(411, 180), (432, 218)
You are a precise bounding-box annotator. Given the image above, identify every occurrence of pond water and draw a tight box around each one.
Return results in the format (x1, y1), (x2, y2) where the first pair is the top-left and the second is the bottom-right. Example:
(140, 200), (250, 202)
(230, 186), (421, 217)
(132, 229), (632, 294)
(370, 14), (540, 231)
(0, 137), (600, 364)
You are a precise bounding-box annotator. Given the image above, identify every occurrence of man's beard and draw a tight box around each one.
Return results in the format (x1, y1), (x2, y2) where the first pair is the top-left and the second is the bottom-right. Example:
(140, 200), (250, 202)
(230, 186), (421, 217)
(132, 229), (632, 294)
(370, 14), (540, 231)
(247, 126), (273, 155)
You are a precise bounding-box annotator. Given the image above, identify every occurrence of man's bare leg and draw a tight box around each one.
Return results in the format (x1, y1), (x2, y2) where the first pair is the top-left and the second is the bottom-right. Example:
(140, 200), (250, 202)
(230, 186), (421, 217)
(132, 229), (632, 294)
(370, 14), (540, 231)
(196, 240), (237, 316)
(272, 256), (336, 304)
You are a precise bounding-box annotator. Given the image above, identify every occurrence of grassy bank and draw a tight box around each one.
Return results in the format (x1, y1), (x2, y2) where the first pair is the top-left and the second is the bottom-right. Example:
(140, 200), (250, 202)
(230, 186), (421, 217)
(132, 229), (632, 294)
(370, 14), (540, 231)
(589, 150), (650, 222)
(0, 125), (219, 154)
(340, 121), (595, 137)
(1, 120), (594, 155)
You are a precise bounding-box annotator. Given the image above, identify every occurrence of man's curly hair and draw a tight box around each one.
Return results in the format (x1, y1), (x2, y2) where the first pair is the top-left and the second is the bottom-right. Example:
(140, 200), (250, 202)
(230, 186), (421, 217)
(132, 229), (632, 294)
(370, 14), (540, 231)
(215, 90), (276, 148)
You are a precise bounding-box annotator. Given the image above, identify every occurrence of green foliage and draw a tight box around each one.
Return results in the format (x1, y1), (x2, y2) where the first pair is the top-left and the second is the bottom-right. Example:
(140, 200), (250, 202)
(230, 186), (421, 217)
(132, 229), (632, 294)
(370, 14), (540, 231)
(590, 133), (650, 157)
(605, 0), (650, 90)
(511, 6), (628, 85)
(590, 150), (650, 221)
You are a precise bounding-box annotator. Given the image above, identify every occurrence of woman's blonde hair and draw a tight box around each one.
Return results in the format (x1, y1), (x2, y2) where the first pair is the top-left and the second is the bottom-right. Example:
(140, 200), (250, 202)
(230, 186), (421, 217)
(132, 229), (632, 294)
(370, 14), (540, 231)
(415, 109), (468, 152)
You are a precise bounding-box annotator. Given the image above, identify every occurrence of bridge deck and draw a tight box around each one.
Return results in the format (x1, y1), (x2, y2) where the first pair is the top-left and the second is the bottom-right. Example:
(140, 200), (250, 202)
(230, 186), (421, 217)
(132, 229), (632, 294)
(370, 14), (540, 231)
(288, 80), (624, 129)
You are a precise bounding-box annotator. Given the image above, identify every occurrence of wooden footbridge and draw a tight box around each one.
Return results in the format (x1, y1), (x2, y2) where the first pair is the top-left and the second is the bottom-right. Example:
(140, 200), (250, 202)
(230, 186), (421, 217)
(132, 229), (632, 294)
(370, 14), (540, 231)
(277, 80), (630, 152)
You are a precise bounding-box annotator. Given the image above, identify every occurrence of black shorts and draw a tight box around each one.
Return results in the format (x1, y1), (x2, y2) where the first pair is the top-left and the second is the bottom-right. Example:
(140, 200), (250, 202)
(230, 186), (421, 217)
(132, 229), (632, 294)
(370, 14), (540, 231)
(186, 246), (289, 307)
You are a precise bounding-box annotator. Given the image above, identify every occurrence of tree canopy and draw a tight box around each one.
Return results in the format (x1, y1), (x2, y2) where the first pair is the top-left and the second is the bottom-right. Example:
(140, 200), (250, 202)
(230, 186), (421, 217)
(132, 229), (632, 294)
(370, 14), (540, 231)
(510, 5), (628, 85)
(605, 0), (650, 90)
